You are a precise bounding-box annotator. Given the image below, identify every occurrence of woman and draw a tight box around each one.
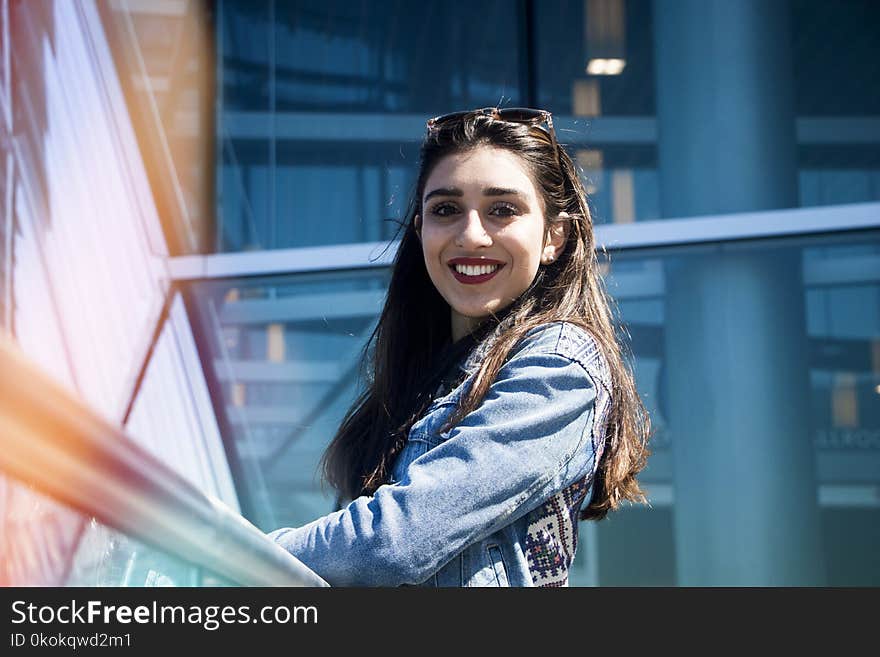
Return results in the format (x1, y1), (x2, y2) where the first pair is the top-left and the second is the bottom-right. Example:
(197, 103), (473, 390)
(269, 107), (651, 587)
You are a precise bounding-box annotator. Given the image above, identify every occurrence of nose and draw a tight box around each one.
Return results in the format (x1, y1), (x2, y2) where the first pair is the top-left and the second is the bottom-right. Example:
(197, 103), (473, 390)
(455, 209), (492, 248)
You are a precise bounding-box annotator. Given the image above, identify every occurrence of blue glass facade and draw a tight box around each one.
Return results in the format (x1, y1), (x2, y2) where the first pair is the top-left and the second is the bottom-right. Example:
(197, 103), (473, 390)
(214, 0), (880, 250)
(216, 0), (523, 251)
(1, 0), (879, 586)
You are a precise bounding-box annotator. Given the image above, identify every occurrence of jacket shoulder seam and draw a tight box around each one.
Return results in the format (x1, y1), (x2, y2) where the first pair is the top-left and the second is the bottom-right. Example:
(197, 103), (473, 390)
(553, 323), (612, 392)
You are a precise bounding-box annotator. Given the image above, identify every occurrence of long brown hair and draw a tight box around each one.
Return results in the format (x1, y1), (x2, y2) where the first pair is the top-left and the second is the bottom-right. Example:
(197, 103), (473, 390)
(321, 111), (651, 521)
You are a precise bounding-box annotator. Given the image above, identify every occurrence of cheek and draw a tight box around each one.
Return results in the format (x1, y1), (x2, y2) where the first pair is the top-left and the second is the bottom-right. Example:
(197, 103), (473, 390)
(420, 227), (450, 261)
(506, 227), (546, 266)
(418, 233), (446, 277)
(422, 236), (439, 267)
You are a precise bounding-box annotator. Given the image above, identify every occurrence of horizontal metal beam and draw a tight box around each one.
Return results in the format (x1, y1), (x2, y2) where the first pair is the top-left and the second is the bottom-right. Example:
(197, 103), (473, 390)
(220, 112), (880, 145)
(219, 290), (387, 324)
(597, 201), (880, 251)
(0, 334), (328, 587)
(214, 359), (344, 383)
(169, 202), (880, 281)
(169, 241), (395, 280)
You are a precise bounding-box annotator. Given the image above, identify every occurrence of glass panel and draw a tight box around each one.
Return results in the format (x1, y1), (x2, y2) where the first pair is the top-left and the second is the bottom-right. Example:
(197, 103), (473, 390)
(187, 268), (391, 531)
(0, 476), (202, 586)
(799, 147), (880, 208)
(126, 293), (241, 510)
(601, 229), (880, 585)
(216, 0), (522, 252)
(536, 0), (656, 117)
(573, 145), (659, 225)
(0, 291), (240, 586)
(792, 0), (880, 117)
(1, 1), (235, 586)
(791, 1), (880, 207)
(579, 507), (676, 587)
(8, 0), (169, 420)
(98, 0), (215, 255)
(534, 1), (658, 224)
(536, 1), (880, 220)
(218, 0), (271, 113)
(221, 0), (523, 115)
(185, 231), (878, 585)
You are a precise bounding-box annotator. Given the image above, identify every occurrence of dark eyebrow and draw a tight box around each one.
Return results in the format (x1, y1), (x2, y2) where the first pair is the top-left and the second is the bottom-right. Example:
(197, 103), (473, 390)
(423, 187), (463, 202)
(483, 187), (526, 198)
(423, 186), (526, 203)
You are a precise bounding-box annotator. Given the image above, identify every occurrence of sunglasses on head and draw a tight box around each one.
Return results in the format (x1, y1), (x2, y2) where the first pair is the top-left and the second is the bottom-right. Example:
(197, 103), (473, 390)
(426, 107), (560, 166)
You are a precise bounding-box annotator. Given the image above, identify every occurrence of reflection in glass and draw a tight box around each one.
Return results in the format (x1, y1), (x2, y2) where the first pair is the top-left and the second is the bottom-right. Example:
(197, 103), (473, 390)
(188, 268), (391, 531)
(598, 231), (880, 585)
(216, 0), (522, 252)
(98, 0), (215, 255)
(126, 294), (240, 510)
(0, 477), (201, 586)
(537, 0), (655, 117)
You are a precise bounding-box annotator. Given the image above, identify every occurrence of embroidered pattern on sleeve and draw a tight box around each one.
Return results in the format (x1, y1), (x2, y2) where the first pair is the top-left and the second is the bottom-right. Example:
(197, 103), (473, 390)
(524, 333), (612, 587)
(523, 477), (592, 587)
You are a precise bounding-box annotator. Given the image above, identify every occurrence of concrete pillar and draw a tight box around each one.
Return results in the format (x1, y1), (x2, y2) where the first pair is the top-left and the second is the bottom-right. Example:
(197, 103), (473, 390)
(653, 0), (825, 584)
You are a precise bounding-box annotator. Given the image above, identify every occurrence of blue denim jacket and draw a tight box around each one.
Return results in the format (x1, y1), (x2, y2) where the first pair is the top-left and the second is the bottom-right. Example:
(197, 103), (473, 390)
(269, 321), (612, 587)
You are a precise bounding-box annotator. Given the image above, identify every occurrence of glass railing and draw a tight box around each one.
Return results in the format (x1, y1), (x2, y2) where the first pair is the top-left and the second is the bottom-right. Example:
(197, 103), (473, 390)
(0, 333), (327, 587)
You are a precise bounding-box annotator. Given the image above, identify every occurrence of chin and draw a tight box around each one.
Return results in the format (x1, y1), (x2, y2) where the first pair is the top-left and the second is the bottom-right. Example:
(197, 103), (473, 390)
(460, 306), (504, 321)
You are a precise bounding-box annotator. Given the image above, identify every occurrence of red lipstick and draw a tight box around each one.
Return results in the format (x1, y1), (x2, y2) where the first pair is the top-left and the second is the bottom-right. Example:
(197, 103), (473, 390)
(448, 258), (505, 285)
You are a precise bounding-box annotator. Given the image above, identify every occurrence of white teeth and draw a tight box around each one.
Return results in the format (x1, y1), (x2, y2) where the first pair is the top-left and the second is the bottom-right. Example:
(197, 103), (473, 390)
(454, 264), (500, 276)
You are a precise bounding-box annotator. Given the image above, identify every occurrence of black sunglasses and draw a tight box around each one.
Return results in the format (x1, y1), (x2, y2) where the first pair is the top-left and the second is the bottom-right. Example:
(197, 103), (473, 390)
(426, 107), (560, 166)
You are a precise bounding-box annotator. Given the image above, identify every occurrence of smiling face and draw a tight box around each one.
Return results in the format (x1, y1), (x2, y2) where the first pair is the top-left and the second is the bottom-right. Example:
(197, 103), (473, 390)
(415, 145), (568, 342)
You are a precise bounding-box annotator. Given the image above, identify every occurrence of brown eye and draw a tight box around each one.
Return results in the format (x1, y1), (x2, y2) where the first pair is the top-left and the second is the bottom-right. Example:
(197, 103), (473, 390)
(429, 203), (459, 217)
(490, 202), (519, 217)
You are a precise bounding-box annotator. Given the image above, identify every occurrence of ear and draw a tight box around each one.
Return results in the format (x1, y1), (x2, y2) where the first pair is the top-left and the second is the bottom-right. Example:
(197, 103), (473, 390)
(542, 212), (571, 264)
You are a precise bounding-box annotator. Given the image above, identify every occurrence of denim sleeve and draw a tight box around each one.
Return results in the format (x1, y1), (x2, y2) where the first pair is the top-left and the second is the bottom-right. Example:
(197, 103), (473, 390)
(268, 342), (599, 587)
